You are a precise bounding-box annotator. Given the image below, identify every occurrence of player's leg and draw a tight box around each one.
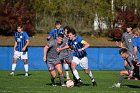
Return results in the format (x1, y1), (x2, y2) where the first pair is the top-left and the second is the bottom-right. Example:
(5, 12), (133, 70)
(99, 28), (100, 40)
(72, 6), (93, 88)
(133, 62), (139, 80)
(48, 63), (57, 86)
(71, 57), (82, 82)
(80, 57), (97, 86)
(49, 70), (57, 86)
(55, 63), (65, 86)
(63, 59), (70, 80)
(10, 51), (20, 76)
(124, 60), (133, 80)
(22, 52), (28, 76)
(112, 70), (128, 87)
(23, 59), (28, 76)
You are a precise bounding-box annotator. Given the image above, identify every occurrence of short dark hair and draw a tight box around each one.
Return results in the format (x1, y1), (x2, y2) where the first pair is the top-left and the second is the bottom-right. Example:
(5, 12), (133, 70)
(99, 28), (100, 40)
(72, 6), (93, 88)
(67, 28), (76, 35)
(58, 33), (64, 38)
(119, 48), (128, 54)
(64, 26), (70, 31)
(55, 20), (62, 25)
(126, 23), (136, 29)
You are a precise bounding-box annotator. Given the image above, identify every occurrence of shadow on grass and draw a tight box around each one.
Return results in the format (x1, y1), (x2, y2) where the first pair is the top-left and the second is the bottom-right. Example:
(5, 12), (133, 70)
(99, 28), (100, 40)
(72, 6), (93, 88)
(16, 74), (32, 76)
(123, 84), (140, 88)
(46, 83), (91, 87)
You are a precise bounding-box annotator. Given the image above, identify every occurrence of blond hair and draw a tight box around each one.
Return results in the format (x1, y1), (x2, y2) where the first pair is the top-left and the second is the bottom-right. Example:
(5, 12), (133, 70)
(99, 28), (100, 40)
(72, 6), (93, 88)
(132, 27), (140, 36)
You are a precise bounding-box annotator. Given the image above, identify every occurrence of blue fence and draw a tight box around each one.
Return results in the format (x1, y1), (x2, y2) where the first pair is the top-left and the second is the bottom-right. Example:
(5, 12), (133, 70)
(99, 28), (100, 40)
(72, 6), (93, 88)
(0, 47), (132, 70)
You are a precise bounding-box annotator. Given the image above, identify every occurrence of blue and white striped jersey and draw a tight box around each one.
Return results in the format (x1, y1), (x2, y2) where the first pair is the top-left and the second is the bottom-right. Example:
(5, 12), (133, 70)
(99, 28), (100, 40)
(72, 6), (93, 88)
(48, 28), (64, 40)
(14, 31), (29, 52)
(68, 36), (87, 58)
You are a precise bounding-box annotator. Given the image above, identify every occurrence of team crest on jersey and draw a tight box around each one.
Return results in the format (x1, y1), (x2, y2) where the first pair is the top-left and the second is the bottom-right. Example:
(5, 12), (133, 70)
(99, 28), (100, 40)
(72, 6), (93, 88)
(74, 42), (77, 45)
(20, 36), (23, 38)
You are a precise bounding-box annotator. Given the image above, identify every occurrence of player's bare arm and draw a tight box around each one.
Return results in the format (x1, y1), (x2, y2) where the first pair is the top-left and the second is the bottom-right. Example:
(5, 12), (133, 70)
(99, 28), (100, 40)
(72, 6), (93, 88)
(14, 41), (17, 52)
(78, 40), (90, 52)
(133, 46), (138, 61)
(22, 40), (29, 52)
(43, 45), (49, 61)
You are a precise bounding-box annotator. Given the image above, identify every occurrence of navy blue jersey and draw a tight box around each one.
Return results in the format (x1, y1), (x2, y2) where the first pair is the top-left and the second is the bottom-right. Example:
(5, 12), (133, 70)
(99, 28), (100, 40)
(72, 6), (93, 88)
(14, 31), (29, 52)
(133, 36), (140, 53)
(68, 36), (87, 58)
(48, 28), (64, 40)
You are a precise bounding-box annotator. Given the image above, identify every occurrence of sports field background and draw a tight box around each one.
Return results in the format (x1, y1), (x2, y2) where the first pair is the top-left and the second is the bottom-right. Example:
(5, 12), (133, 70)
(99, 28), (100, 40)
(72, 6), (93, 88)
(0, 71), (140, 93)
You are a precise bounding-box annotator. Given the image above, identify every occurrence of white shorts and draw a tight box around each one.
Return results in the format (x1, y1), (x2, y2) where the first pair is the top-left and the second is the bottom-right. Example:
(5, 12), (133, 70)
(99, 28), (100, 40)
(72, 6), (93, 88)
(72, 56), (88, 69)
(13, 51), (28, 59)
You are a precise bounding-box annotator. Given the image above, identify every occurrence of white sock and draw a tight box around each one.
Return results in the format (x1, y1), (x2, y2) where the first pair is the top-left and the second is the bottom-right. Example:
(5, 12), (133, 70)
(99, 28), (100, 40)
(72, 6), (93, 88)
(63, 63), (69, 70)
(73, 70), (80, 80)
(24, 64), (28, 73)
(88, 71), (94, 79)
(117, 83), (121, 86)
(64, 64), (69, 76)
(12, 64), (16, 71)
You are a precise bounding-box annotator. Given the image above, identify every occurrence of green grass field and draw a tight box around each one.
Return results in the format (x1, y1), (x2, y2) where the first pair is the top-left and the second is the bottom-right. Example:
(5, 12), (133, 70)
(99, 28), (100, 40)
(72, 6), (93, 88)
(0, 71), (140, 93)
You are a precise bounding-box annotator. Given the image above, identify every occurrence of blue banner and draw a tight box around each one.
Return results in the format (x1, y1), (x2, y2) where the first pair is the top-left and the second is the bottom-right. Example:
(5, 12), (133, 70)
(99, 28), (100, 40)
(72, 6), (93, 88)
(0, 47), (137, 70)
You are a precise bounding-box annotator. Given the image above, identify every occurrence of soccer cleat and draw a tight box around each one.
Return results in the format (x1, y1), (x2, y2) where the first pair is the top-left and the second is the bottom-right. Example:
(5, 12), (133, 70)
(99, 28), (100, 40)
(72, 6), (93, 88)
(61, 84), (66, 87)
(127, 77), (131, 80)
(112, 83), (120, 88)
(92, 81), (97, 86)
(25, 73), (28, 76)
(134, 77), (138, 80)
(10, 72), (14, 76)
(52, 84), (57, 86)
(136, 62), (140, 66)
(76, 79), (83, 86)
(66, 75), (70, 80)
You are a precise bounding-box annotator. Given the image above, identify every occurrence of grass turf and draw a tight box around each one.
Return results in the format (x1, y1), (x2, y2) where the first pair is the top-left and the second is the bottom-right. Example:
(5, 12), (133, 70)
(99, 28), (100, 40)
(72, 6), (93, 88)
(0, 71), (140, 93)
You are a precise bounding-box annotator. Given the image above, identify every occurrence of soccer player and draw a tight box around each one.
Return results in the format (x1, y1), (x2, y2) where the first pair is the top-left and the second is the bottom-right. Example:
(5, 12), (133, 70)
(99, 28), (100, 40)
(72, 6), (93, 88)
(112, 48), (139, 88)
(46, 21), (64, 41)
(116, 23), (134, 54)
(43, 34), (65, 86)
(132, 27), (140, 66)
(10, 25), (29, 76)
(59, 28), (97, 86)
(116, 23), (135, 79)
(58, 26), (71, 80)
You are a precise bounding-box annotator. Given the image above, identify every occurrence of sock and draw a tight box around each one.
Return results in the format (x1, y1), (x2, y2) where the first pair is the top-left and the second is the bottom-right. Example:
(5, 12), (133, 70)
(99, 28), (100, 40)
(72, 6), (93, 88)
(87, 71), (94, 79)
(64, 64), (69, 76)
(51, 77), (55, 84)
(12, 64), (16, 72)
(73, 70), (80, 80)
(117, 83), (121, 86)
(60, 75), (65, 85)
(64, 63), (69, 70)
(118, 75), (123, 84)
(24, 64), (28, 73)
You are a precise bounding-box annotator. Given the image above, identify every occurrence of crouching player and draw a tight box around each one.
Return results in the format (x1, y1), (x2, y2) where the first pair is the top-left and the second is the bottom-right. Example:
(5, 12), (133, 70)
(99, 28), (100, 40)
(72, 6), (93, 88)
(43, 34), (65, 86)
(112, 48), (139, 88)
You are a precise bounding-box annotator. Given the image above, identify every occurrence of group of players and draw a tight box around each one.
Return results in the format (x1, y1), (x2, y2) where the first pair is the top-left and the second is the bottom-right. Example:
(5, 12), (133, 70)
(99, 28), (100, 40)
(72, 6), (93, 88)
(112, 23), (140, 87)
(9, 21), (140, 88)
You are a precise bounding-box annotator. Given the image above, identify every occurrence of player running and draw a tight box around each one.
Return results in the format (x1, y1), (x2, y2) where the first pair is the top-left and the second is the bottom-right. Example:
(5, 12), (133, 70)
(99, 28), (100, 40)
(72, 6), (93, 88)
(59, 28), (97, 86)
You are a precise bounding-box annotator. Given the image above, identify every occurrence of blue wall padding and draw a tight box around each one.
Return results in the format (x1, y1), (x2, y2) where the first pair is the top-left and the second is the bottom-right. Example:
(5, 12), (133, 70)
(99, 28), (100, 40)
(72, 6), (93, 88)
(1, 47), (137, 70)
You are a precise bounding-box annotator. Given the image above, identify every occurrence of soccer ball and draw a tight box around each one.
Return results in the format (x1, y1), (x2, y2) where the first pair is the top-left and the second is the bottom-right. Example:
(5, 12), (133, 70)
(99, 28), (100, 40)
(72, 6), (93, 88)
(66, 80), (74, 87)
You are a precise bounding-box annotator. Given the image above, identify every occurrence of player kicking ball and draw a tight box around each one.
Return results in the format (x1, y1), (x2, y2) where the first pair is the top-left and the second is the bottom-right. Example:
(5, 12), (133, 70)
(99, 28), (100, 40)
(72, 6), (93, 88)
(58, 28), (97, 86)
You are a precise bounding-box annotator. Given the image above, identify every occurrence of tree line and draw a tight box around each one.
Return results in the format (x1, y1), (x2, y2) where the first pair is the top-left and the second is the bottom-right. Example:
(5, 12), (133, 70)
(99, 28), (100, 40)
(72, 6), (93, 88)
(0, 0), (140, 37)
